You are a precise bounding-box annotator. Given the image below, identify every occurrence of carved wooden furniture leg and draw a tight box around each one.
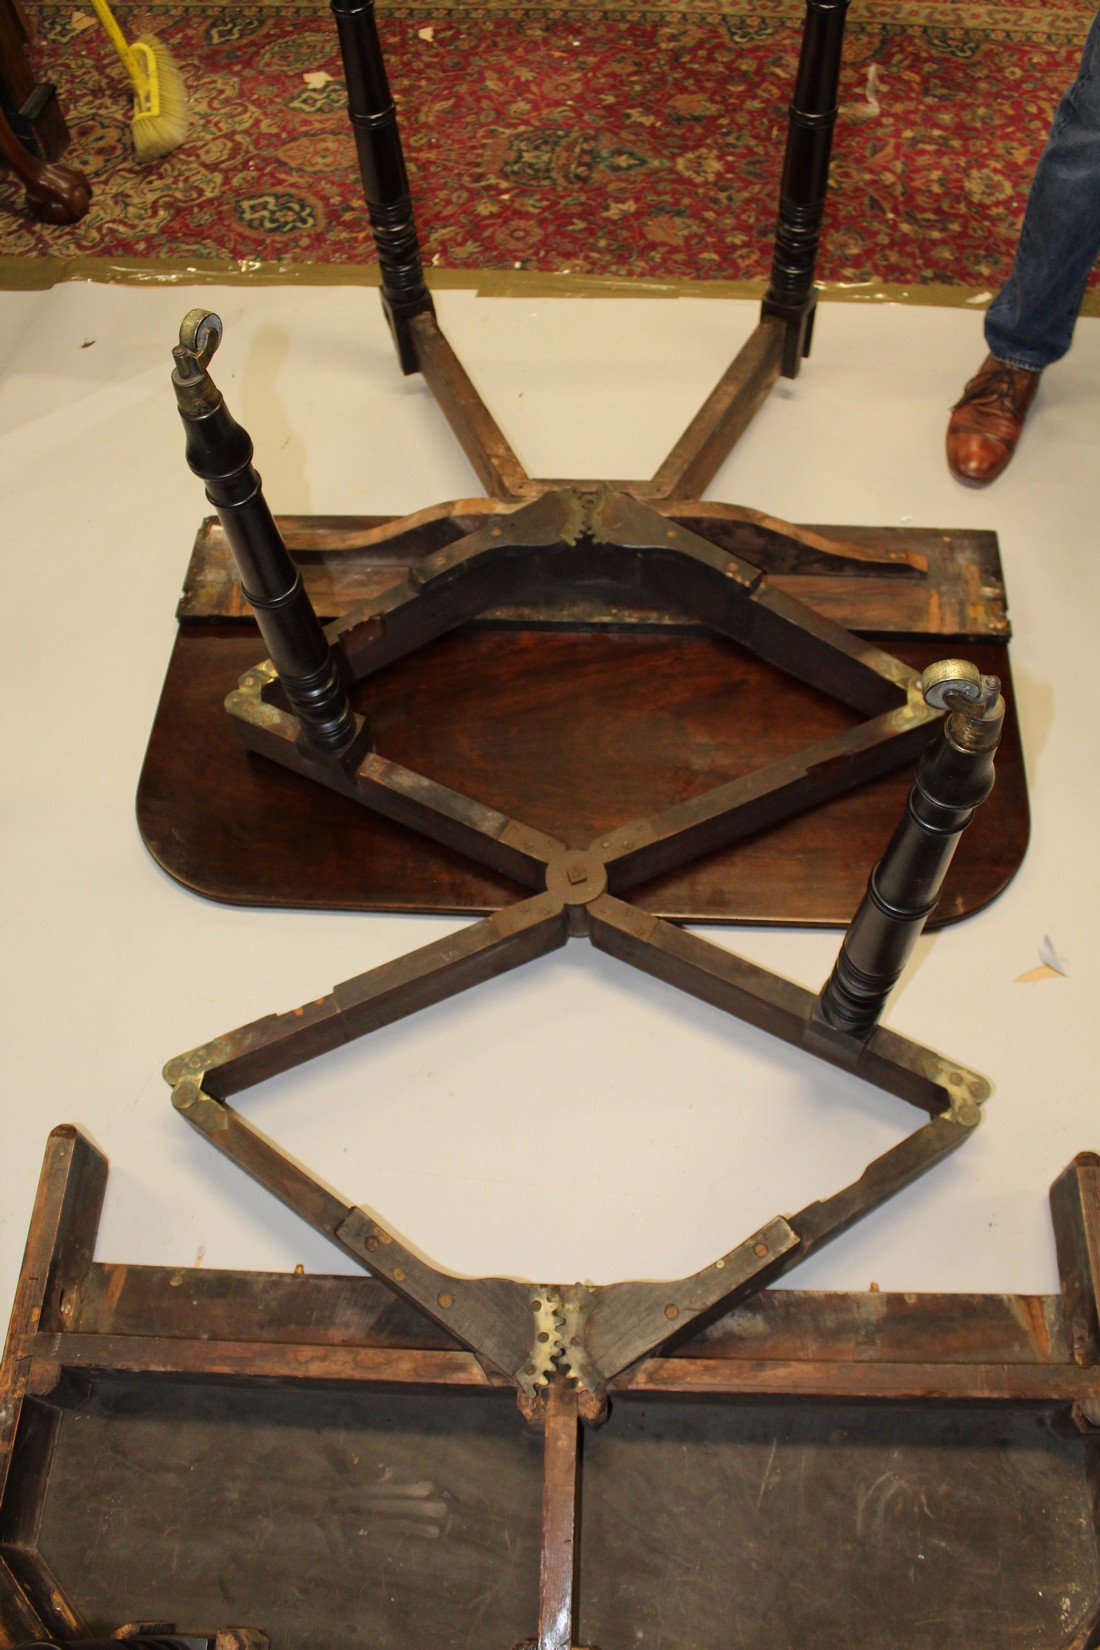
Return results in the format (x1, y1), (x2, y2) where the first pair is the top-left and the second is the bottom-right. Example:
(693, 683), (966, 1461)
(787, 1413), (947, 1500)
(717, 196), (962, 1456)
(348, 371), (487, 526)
(330, 0), (435, 372)
(761, 0), (850, 375)
(815, 660), (1006, 1050)
(172, 312), (357, 757)
(0, 100), (89, 223)
(0, 0), (71, 160)
(324, 0), (845, 501)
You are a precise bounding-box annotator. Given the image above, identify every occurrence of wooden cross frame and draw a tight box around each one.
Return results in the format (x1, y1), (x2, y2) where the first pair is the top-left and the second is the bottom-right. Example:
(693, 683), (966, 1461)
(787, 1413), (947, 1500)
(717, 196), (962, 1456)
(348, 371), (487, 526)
(165, 276), (1014, 1426)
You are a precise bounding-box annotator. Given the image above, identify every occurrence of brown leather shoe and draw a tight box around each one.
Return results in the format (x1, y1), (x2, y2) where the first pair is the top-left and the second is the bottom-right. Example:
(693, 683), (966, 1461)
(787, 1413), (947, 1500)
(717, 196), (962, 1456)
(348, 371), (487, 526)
(946, 354), (1041, 484)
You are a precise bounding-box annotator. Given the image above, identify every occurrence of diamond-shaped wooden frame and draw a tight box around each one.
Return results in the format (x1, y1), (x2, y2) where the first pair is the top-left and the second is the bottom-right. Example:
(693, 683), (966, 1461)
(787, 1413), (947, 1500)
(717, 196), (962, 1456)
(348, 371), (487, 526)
(164, 0), (996, 1459)
(161, 457), (998, 1419)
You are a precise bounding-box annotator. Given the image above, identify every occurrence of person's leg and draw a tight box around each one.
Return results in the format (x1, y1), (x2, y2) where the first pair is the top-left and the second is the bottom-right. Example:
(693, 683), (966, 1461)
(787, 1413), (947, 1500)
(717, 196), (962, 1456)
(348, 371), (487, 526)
(947, 8), (1100, 483)
(984, 5), (1100, 370)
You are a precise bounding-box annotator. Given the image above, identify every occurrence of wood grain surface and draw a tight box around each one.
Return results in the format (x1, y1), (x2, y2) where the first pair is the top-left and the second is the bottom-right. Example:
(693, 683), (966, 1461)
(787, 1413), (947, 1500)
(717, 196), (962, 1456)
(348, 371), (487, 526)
(138, 625), (1027, 924)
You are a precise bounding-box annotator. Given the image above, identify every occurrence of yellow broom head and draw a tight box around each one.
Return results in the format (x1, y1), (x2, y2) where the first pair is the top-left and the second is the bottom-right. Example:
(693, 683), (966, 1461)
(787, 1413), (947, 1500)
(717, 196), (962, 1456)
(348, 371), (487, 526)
(129, 36), (188, 162)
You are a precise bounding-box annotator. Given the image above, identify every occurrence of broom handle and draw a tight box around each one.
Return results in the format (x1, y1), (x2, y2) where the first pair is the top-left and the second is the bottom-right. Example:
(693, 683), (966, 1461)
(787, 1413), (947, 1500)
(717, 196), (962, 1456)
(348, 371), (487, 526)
(87, 0), (141, 82)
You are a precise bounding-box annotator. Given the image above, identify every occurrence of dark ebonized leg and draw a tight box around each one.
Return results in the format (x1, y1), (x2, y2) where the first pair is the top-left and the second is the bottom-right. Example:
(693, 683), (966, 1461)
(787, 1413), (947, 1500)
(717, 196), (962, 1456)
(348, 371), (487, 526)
(331, 0), (435, 374)
(171, 311), (356, 757)
(762, 0), (850, 377)
(814, 661), (1006, 1051)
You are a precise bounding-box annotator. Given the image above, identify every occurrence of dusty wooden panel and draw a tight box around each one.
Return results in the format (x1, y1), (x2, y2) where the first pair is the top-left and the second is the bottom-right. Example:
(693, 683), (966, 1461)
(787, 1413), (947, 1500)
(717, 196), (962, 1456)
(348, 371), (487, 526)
(23, 1375), (1099, 1649)
(177, 517), (1007, 640)
(68, 1266), (1072, 1368)
(615, 1356), (1099, 1403)
(577, 1399), (1100, 1650)
(69, 1265), (460, 1350)
(689, 1286), (1071, 1367)
(30, 1336), (502, 1392)
(34, 1378), (542, 1649)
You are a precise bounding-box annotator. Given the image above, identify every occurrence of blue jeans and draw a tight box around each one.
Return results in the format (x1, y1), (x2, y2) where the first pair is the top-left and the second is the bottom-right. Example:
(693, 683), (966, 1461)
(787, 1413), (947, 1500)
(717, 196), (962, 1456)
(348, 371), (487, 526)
(985, 5), (1100, 370)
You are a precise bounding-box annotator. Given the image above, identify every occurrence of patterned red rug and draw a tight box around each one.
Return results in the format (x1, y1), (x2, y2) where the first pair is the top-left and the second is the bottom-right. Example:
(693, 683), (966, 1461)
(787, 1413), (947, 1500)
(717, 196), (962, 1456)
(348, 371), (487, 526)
(3, 0), (1097, 292)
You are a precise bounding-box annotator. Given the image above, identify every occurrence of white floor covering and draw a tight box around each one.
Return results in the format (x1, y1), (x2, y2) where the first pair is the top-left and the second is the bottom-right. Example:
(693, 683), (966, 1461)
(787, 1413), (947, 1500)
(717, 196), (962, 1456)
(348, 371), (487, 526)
(1, 281), (1097, 1326)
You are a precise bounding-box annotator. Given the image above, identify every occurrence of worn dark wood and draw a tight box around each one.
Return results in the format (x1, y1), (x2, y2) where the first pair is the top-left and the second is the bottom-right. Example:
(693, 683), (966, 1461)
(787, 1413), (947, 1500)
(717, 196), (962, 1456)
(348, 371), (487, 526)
(0, 1400), (90, 1639)
(17, 1294), (1100, 1404)
(1, 1132), (1098, 1648)
(0, 1128), (104, 1644)
(35, 1377), (542, 1648)
(64, 1264), (1073, 1369)
(0, 0), (69, 160)
(576, 1400), (1100, 1650)
(174, 899), (568, 1100)
(411, 313), (530, 499)
(615, 1355), (1100, 1402)
(562, 490), (914, 716)
(648, 318), (786, 499)
(178, 513), (1007, 639)
(332, 0), (435, 374)
(575, 1216), (797, 1393)
(138, 629), (1026, 922)
(537, 1383), (581, 1650)
(30, 1335), (501, 1392)
(1051, 1152), (1100, 1373)
(0, 100), (88, 223)
(761, 0), (850, 373)
(0, 1129), (105, 1501)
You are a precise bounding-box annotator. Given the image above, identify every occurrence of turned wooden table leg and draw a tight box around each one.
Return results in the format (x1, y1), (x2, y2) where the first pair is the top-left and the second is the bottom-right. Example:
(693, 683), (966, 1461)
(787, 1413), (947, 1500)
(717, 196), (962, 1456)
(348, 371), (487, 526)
(0, 100), (89, 223)
(761, 0), (850, 376)
(171, 310), (357, 757)
(331, 0), (435, 374)
(814, 660), (1006, 1050)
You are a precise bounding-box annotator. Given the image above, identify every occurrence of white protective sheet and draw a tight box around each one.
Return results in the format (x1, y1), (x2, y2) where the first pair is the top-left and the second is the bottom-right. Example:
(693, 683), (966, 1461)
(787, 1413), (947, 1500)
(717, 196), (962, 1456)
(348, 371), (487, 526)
(1, 281), (1097, 1325)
